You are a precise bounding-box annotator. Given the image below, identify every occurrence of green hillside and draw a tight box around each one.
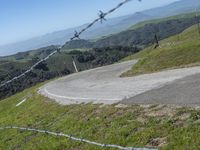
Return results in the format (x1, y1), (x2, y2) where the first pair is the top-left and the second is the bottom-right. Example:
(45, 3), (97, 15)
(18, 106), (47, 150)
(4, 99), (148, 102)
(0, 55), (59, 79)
(122, 24), (200, 77)
(1, 83), (200, 149)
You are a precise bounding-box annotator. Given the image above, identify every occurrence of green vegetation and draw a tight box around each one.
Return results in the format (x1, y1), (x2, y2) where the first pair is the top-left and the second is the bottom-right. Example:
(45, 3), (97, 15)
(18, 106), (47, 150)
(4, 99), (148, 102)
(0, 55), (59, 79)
(1, 83), (200, 149)
(122, 25), (200, 77)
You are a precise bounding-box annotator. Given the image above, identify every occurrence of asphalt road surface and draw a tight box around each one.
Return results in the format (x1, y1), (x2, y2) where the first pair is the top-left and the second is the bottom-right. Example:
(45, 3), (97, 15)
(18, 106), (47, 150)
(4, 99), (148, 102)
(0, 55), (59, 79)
(39, 60), (200, 105)
(122, 73), (200, 106)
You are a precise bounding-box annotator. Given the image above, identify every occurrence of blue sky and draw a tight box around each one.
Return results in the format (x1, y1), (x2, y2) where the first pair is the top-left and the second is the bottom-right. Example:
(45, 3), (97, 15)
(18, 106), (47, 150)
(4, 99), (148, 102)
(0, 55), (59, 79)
(0, 0), (178, 45)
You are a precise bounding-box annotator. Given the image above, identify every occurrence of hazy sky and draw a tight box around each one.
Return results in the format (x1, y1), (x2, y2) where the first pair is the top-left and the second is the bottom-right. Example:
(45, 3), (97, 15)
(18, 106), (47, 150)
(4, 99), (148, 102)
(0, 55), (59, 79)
(0, 0), (178, 45)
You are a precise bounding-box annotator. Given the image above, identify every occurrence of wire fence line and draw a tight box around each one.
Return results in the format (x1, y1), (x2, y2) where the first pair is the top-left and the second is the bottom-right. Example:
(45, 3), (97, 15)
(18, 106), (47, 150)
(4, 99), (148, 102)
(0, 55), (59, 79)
(0, 126), (156, 150)
(71, 0), (141, 40)
(0, 0), (141, 89)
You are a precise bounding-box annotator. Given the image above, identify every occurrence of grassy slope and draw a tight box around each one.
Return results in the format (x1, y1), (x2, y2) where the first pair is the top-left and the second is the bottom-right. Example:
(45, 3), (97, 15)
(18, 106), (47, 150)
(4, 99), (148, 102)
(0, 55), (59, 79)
(122, 24), (200, 76)
(1, 83), (200, 149)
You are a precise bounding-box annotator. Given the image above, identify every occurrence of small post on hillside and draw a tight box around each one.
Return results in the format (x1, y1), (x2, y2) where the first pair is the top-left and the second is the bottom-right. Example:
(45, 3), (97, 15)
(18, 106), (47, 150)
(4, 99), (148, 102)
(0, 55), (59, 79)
(72, 56), (79, 73)
(154, 33), (159, 49)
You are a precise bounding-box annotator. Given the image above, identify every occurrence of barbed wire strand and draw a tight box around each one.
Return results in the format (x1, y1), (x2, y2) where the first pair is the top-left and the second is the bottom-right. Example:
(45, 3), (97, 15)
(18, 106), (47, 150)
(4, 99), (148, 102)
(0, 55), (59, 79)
(0, 126), (156, 150)
(0, 0), (142, 89)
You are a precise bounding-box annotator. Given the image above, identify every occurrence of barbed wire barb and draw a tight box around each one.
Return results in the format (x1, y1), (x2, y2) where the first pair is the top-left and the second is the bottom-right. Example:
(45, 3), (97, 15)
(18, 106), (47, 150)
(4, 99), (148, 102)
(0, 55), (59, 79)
(71, 30), (80, 40)
(99, 10), (107, 23)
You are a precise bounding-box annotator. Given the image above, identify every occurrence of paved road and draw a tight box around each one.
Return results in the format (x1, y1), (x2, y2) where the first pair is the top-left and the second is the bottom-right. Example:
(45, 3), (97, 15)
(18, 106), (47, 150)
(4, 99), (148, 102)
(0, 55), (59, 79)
(39, 60), (200, 105)
(122, 73), (200, 106)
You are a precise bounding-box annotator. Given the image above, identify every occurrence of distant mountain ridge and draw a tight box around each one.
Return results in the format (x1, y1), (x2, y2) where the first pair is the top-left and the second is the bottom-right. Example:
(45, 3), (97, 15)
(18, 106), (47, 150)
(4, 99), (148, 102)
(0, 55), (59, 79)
(0, 0), (200, 56)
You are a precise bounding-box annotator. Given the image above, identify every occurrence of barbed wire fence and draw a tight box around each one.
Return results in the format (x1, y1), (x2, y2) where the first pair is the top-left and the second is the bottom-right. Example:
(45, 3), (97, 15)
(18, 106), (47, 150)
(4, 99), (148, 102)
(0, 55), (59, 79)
(0, 126), (156, 150)
(0, 0), (142, 89)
